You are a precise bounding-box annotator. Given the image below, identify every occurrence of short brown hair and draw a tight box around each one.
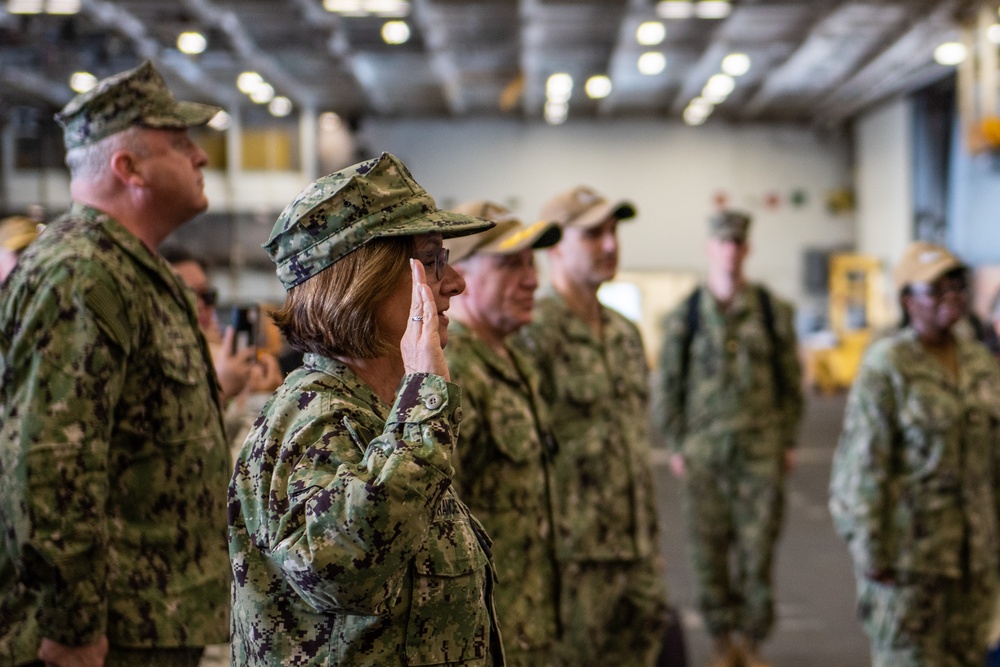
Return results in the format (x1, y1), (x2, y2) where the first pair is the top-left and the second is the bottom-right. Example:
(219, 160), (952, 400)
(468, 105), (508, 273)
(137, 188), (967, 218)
(272, 236), (413, 359)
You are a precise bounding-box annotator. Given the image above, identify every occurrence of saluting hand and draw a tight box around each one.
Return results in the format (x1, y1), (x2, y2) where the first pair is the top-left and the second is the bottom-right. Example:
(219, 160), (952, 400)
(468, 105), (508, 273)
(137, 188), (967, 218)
(401, 259), (450, 381)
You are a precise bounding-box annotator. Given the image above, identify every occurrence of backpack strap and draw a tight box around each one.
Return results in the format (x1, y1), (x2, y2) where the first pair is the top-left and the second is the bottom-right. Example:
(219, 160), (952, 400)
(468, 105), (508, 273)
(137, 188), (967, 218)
(756, 285), (787, 407)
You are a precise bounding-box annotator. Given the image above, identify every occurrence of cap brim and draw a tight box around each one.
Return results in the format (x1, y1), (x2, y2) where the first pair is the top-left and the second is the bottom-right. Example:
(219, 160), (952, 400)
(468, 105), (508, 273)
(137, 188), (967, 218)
(378, 208), (496, 240)
(570, 199), (636, 229)
(141, 100), (223, 129)
(493, 220), (562, 253)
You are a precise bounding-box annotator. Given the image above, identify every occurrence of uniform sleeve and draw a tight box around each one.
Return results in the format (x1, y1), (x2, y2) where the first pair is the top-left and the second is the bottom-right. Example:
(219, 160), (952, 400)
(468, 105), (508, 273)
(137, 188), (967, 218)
(2, 272), (128, 645)
(652, 307), (688, 454)
(828, 355), (897, 576)
(235, 373), (463, 616)
(776, 300), (804, 449)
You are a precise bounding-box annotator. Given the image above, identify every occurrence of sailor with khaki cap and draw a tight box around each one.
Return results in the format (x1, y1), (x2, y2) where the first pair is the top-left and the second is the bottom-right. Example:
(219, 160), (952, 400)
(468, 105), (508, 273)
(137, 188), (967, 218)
(831, 240), (1000, 667)
(444, 200), (562, 665)
(516, 186), (669, 667)
(229, 153), (506, 666)
(0, 61), (230, 666)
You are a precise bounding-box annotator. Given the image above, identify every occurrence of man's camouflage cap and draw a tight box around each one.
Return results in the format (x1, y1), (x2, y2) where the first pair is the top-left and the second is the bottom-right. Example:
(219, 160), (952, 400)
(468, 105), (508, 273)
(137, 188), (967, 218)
(709, 210), (752, 242)
(445, 200), (562, 263)
(893, 240), (965, 291)
(55, 61), (222, 150)
(265, 153), (495, 289)
(540, 185), (636, 230)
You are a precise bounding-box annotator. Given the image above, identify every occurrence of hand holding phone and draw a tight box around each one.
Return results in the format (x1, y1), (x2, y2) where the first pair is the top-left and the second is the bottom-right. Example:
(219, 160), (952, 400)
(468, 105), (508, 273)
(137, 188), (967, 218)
(231, 305), (260, 355)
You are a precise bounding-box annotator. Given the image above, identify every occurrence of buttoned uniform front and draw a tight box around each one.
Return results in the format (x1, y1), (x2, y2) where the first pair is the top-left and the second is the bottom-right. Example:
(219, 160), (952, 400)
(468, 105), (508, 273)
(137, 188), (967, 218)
(0, 204), (231, 664)
(829, 328), (1000, 667)
(653, 283), (802, 641)
(229, 353), (503, 667)
(516, 287), (666, 667)
(445, 321), (561, 667)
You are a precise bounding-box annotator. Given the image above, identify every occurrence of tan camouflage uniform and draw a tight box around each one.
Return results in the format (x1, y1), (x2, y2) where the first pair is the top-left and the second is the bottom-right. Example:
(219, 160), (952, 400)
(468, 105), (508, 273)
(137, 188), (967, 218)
(445, 321), (561, 667)
(654, 283), (802, 641)
(0, 205), (231, 664)
(516, 288), (667, 667)
(229, 355), (502, 666)
(830, 328), (1000, 667)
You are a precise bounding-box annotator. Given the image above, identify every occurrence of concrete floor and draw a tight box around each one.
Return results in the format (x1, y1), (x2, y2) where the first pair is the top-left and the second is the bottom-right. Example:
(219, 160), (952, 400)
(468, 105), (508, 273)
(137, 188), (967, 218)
(654, 392), (872, 667)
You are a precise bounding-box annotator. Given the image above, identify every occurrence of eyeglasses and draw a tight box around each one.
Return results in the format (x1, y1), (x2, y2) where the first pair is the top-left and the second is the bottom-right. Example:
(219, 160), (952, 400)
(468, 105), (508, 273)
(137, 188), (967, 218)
(195, 287), (218, 307)
(909, 276), (967, 300)
(415, 247), (450, 281)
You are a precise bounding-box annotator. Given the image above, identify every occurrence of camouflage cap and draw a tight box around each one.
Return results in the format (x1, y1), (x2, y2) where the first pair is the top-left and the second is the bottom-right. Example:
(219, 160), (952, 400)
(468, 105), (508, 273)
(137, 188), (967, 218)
(893, 240), (965, 291)
(0, 216), (41, 252)
(540, 185), (636, 230)
(55, 61), (222, 150)
(265, 153), (496, 289)
(444, 200), (562, 263)
(709, 210), (752, 242)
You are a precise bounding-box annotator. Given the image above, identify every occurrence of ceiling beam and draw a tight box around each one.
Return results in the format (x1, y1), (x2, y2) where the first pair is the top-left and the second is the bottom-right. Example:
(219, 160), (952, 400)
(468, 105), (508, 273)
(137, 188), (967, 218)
(814, 0), (960, 126)
(0, 67), (71, 107)
(411, 0), (467, 115)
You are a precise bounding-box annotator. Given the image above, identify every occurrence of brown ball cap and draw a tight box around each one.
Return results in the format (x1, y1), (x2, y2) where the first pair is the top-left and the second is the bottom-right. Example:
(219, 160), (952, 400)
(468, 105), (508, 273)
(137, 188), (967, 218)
(893, 241), (965, 291)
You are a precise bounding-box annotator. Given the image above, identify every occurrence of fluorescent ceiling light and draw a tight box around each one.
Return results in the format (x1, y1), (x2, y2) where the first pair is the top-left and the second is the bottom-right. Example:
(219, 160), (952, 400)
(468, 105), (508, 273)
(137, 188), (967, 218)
(585, 75), (612, 99)
(249, 82), (275, 104)
(933, 41), (966, 66)
(637, 52), (667, 76)
(45, 0), (79, 14)
(702, 73), (735, 101)
(366, 0), (409, 16)
(988, 24), (1000, 44)
(177, 31), (207, 55)
(69, 71), (97, 93)
(381, 20), (411, 45)
(544, 100), (568, 125)
(269, 96), (293, 117)
(656, 1), (693, 19)
(546, 73), (573, 102)
(237, 72), (263, 94)
(696, 1), (731, 19)
(8, 0), (43, 14)
(721, 53), (750, 76)
(684, 104), (710, 125)
(636, 22), (666, 46)
(208, 110), (232, 131)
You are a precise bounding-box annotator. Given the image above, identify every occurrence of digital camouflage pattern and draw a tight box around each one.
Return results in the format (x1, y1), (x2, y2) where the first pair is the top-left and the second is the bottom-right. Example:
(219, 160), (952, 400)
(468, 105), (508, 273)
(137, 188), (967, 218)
(830, 328), (1000, 664)
(0, 204), (231, 663)
(54, 60), (221, 151)
(515, 288), (666, 666)
(653, 283), (803, 640)
(229, 354), (504, 666)
(445, 321), (561, 667)
(708, 211), (751, 243)
(264, 153), (494, 289)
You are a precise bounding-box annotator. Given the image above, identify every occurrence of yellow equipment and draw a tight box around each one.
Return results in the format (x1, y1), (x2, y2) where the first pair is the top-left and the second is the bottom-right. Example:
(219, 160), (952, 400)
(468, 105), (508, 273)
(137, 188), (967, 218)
(807, 253), (885, 394)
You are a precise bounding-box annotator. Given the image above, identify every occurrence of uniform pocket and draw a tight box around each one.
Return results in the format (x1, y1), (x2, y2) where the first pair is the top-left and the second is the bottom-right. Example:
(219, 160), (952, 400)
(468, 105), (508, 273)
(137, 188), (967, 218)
(405, 510), (491, 665)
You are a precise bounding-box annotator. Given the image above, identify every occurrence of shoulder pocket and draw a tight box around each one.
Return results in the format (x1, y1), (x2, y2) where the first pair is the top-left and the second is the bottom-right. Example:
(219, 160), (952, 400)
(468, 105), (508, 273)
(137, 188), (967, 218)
(158, 333), (204, 387)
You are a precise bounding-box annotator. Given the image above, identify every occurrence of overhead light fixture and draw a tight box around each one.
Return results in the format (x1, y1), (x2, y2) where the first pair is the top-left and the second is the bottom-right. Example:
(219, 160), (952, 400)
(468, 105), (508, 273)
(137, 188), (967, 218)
(933, 41), (967, 66)
(695, 1), (731, 19)
(721, 53), (750, 76)
(688, 96), (714, 113)
(208, 110), (232, 131)
(585, 75), (612, 99)
(636, 21), (666, 46)
(269, 96), (293, 117)
(546, 73), (573, 103)
(684, 104), (711, 126)
(702, 73), (735, 101)
(637, 52), (667, 76)
(249, 82), (275, 104)
(7, 0), (43, 13)
(237, 71), (263, 94)
(366, 0), (409, 16)
(656, 1), (694, 19)
(177, 31), (207, 55)
(69, 71), (97, 93)
(323, 0), (365, 15)
(381, 20), (410, 45)
(44, 0), (79, 14)
(988, 24), (1000, 44)
(544, 100), (568, 125)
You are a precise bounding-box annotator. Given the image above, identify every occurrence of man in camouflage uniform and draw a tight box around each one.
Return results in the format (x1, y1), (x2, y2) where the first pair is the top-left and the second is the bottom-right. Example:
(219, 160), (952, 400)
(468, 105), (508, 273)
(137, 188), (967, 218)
(830, 241), (1000, 667)
(443, 201), (563, 666)
(0, 62), (230, 667)
(653, 211), (802, 667)
(516, 186), (668, 667)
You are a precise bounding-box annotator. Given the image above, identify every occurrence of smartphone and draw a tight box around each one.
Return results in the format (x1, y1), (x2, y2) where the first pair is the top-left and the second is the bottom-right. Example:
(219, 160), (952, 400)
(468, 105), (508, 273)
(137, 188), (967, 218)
(231, 304), (260, 354)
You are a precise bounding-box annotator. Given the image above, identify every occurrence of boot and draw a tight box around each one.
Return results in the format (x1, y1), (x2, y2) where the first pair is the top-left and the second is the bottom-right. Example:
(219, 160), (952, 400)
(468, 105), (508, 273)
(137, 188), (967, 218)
(707, 634), (742, 667)
(737, 637), (771, 667)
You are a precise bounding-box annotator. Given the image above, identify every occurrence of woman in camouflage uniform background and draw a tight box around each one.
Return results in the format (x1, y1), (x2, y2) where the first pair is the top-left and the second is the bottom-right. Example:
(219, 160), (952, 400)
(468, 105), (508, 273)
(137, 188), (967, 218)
(830, 241), (1000, 667)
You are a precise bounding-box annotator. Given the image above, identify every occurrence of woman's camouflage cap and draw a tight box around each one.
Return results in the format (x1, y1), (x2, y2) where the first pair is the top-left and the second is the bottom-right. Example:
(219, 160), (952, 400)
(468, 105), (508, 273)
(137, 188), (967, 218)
(55, 61), (222, 150)
(265, 153), (495, 289)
